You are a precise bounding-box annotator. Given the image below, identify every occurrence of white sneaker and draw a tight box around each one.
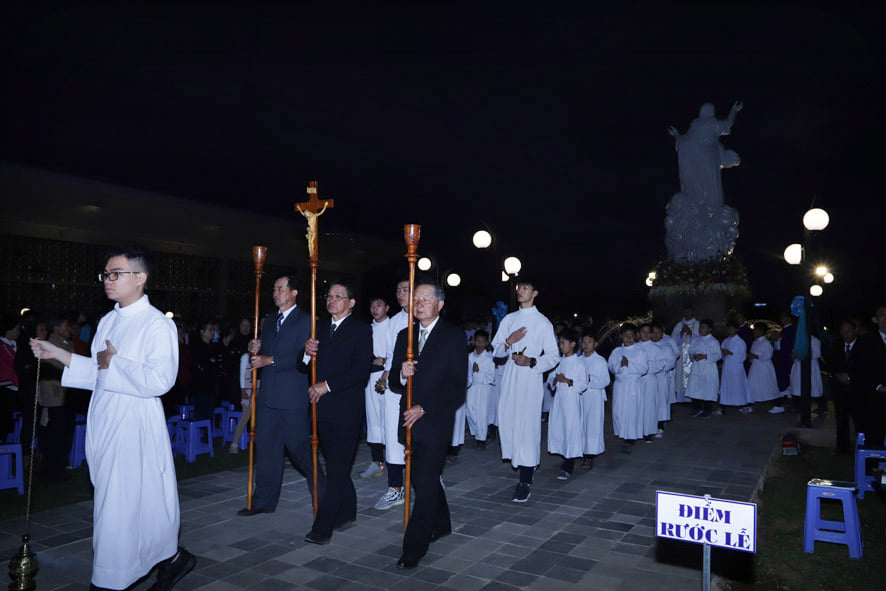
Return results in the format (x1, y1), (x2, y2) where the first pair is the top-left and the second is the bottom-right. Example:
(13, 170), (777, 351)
(713, 408), (723, 416)
(374, 487), (405, 510)
(360, 462), (385, 479)
(768, 405), (785, 415)
(739, 406), (753, 415)
(654, 429), (664, 439)
(229, 444), (239, 454)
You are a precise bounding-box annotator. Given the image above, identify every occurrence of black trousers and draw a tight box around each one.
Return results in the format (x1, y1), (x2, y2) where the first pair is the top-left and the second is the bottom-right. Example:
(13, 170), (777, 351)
(832, 382), (854, 452)
(39, 405), (74, 476)
(311, 417), (361, 537)
(403, 436), (451, 561)
(253, 405), (324, 511)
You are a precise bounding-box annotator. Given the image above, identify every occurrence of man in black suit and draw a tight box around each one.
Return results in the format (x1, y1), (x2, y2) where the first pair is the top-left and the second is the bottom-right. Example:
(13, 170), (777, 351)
(827, 319), (863, 453)
(301, 282), (372, 544)
(857, 305), (886, 445)
(390, 281), (467, 569)
(238, 272), (321, 516)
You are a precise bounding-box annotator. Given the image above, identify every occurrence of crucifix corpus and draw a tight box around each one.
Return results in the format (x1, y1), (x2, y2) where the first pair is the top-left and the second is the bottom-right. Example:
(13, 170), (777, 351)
(295, 180), (334, 517)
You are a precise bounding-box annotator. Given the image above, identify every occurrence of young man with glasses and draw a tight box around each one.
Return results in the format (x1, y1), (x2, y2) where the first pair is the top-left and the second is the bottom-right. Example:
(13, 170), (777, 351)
(31, 246), (195, 591)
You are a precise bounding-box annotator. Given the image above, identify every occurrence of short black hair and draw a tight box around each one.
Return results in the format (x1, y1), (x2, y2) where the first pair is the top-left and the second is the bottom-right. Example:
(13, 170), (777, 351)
(1, 312), (20, 333)
(105, 244), (152, 280)
(328, 281), (355, 300)
(650, 320), (664, 332)
(369, 295), (388, 306)
(726, 319), (739, 329)
(619, 322), (638, 335)
(275, 272), (300, 291)
(839, 318), (857, 329)
(46, 314), (67, 334)
(700, 318), (714, 330)
(638, 322), (651, 331)
(560, 328), (579, 344)
(474, 329), (489, 341)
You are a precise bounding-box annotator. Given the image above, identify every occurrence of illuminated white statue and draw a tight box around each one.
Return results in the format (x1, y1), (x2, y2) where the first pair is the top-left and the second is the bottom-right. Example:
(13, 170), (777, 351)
(665, 102), (743, 262)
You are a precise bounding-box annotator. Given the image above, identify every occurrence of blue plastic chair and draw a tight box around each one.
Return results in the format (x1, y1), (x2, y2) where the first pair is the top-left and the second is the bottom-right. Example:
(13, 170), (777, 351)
(803, 478), (862, 559)
(68, 422), (87, 469)
(0, 443), (24, 495)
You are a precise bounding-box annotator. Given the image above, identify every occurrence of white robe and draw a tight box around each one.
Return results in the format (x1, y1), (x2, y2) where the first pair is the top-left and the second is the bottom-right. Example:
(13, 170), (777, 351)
(451, 403), (466, 446)
(671, 318), (700, 341)
(719, 335), (751, 406)
(365, 316), (389, 445)
(383, 309), (409, 465)
(748, 337), (780, 402)
(62, 295), (179, 590)
(608, 344), (648, 440)
(686, 334), (721, 401)
(488, 360), (504, 427)
(790, 336), (823, 398)
(674, 333), (693, 403)
(546, 354), (588, 459)
(492, 306), (559, 468)
(466, 350), (495, 441)
(659, 334), (681, 405)
(581, 352), (610, 455)
(652, 338), (677, 421)
(638, 340), (666, 435)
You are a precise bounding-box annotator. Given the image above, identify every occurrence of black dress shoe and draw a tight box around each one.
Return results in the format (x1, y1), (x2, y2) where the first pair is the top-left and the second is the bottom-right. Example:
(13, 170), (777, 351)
(236, 507), (267, 516)
(429, 529), (451, 542)
(396, 555), (420, 569)
(304, 531), (331, 545)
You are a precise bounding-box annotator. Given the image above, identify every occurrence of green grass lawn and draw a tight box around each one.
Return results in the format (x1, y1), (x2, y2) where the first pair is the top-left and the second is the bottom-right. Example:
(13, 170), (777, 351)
(727, 445), (886, 591)
(0, 439), (250, 520)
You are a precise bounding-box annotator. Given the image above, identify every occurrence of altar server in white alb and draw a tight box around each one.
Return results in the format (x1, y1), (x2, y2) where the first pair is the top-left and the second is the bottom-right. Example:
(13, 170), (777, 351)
(465, 330), (496, 448)
(637, 324), (668, 442)
(546, 329), (587, 480)
(719, 320), (752, 413)
(492, 279), (559, 503)
(579, 331), (609, 469)
(374, 280), (410, 510)
(686, 319), (722, 419)
(748, 323), (780, 404)
(650, 322), (678, 435)
(789, 332), (823, 402)
(360, 296), (389, 479)
(30, 247), (194, 591)
(608, 323), (649, 453)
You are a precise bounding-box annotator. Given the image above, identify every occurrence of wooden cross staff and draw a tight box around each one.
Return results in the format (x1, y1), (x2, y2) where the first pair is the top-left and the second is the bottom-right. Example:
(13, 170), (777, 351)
(295, 180), (334, 517)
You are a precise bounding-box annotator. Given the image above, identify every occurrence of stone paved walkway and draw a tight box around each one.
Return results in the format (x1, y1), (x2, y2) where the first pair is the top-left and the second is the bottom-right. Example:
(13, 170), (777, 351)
(1, 405), (799, 591)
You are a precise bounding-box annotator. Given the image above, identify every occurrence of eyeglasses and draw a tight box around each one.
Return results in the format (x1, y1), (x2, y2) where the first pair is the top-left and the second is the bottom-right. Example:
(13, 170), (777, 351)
(415, 296), (437, 305)
(326, 293), (349, 301)
(98, 271), (141, 282)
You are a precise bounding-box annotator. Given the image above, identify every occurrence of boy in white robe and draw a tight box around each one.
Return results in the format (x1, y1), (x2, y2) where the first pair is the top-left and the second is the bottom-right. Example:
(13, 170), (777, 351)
(719, 320), (752, 413)
(608, 323), (649, 453)
(360, 297), (389, 478)
(491, 279), (559, 503)
(651, 322), (677, 435)
(638, 324), (667, 442)
(466, 330), (495, 448)
(748, 323), (780, 403)
(31, 247), (194, 591)
(579, 332), (609, 469)
(374, 281), (410, 510)
(487, 355), (506, 441)
(686, 319), (722, 419)
(546, 329), (588, 480)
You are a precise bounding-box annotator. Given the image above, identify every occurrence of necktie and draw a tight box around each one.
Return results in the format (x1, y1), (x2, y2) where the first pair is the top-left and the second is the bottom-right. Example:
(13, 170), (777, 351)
(330, 323), (338, 338)
(275, 311), (283, 333)
(418, 328), (429, 354)
(844, 343), (850, 361)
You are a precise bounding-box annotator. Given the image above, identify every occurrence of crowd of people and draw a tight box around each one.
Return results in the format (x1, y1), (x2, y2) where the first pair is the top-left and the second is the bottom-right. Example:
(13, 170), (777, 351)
(4, 245), (885, 590)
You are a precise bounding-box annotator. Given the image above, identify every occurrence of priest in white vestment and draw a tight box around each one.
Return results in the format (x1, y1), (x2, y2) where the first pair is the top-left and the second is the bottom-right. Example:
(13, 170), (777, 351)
(491, 280), (559, 503)
(719, 321), (752, 411)
(31, 248), (194, 591)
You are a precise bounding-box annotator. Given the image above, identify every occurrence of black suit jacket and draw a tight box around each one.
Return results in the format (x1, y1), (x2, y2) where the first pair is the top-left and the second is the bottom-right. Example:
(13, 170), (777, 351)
(257, 307), (311, 421)
(857, 332), (886, 395)
(390, 319), (467, 445)
(298, 314), (372, 424)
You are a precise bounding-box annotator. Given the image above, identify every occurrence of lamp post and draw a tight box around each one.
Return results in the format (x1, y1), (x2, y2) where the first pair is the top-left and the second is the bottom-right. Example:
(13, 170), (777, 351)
(783, 206), (830, 428)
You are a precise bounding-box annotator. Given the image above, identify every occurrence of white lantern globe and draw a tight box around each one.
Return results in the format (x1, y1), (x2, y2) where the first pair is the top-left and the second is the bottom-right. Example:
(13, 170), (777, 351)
(823, 272), (834, 284)
(809, 285), (823, 297)
(503, 256), (522, 275)
(417, 257), (432, 271)
(472, 230), (492, 249)
(501, 271), (509, 283)
(783, 244), (803, 265)
(446, 273), (461, 287)
(803, 208), (829, 231)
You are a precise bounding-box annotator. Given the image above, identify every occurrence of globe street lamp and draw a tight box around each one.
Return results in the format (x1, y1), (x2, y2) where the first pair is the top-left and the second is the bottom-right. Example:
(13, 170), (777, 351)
(417, 257), (432, 271)
(472, 230), (493, 249)
(803, 208), (830, 231)
(823, 272), (834, 284)
(809, 285), (823, 297)
(814, 265), (828, 277)
(783, 244), (803, 265)
(503, 256), (522, 275)
(501, 271), (509, 283)
(446, 273), (461, 287)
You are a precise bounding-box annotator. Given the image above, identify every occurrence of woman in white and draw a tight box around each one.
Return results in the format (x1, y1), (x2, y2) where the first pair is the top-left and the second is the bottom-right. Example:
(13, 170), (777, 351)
(719, 321), (752, 413)
(607, 323), (649, 453)
(686, 319), (722, 418)
(748, 323), (780, 403)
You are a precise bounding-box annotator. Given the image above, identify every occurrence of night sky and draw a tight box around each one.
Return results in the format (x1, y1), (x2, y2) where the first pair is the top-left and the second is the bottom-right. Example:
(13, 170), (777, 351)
(2, 1), (883, 320)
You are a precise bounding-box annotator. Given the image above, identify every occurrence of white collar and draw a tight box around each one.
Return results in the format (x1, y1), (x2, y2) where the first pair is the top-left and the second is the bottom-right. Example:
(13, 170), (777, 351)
(419, 316), (440, 334)
(331, 313), (351, 330)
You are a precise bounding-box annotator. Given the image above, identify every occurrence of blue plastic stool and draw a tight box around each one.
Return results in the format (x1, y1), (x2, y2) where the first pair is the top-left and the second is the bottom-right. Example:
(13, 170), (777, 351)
(174, 420), (214, 463)
(68, 422), (87, 469)
(6, 412), (22, 443)
(803, 478), (863, 559)
(0, 443), (24, 495)
(221, 401), (235, 411)
(224, 411), (241, 444)
(854, 432), (886, 499)
(211, 407), (227, 439)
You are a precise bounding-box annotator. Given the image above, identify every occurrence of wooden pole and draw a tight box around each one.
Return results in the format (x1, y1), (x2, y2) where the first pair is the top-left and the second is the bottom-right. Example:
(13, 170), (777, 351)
(246, 245), (267, 510)
(402, 224), (421, 530)
(296, 181), (334, 518)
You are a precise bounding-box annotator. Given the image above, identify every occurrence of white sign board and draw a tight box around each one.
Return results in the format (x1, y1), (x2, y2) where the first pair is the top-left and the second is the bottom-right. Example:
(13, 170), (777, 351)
(656, 491), (757, 553)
